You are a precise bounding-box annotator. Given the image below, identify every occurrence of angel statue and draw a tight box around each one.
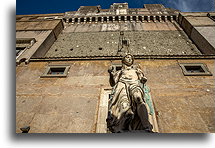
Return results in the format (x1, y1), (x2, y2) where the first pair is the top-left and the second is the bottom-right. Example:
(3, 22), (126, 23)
(106, 54), (153, 133)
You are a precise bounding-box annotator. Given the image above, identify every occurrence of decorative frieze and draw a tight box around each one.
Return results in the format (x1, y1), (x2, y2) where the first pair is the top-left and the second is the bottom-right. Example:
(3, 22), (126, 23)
(65, 15), (177, 24)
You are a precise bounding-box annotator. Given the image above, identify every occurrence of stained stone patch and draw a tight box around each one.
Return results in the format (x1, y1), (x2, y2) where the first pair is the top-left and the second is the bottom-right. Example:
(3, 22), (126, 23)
(44, 31), (201, 58)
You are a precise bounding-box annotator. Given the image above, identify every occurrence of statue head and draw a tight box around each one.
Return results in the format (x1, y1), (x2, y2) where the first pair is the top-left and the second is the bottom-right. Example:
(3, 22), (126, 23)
(122, 54), (134, 66)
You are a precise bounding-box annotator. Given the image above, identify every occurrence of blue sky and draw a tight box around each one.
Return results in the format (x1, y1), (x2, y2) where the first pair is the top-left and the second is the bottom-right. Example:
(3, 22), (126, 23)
(16, 0), (215, 15)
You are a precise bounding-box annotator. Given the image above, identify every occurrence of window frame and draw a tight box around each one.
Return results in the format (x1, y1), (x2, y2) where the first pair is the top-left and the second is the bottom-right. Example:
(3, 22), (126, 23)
(179, 63), (212, 76)
(40, 65), (70, 78)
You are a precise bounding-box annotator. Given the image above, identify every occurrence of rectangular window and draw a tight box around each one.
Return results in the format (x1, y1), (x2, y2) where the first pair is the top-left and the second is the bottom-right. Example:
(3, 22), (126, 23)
(41, 65), (70, 78)
(179, 63), (212, 76)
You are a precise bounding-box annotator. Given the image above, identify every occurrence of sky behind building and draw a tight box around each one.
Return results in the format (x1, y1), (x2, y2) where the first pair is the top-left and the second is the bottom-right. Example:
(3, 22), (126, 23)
(16, 0), (215, 15)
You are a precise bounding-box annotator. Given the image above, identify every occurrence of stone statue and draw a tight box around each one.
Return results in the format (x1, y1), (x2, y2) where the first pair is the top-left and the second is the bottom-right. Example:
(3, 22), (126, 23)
(106, 54), (153, 133)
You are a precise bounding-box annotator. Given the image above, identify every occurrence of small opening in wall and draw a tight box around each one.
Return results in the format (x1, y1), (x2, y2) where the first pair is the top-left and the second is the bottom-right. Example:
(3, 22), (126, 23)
(184, 66), (204, 73)
(138, 16), (142, 21)
(115, 16), (119, 21)
(86, 17), (90, 22)
(80, 18), (84, 22)
(48, 68), (65, 75)
(179, 63), (212, 76)
(74, 18), (78, 23)
(109, 16), (113, 21)
(144, 16), (147, 21)
(70, 48), (73, 51)
(132, 16), (136, 21)
(104, 17), (107, 22)
(92, 17), (96, 22)
(121, 16), (125, 21)
(156, 16), (159, 21)
(41, 65), (70, 78)
(99, 47), (103, 50)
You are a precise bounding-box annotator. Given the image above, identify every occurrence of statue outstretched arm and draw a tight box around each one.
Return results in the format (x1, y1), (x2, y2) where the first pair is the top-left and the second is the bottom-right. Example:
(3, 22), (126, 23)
(108, 66), (121, 87)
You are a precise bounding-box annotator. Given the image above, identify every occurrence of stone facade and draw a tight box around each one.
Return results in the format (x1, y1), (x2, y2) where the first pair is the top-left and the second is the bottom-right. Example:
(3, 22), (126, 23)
(16, 3), (215, 133)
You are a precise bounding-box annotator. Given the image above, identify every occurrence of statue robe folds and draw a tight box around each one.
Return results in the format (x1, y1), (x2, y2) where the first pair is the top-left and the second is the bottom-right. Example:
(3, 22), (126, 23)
(107, 65), (153, 133)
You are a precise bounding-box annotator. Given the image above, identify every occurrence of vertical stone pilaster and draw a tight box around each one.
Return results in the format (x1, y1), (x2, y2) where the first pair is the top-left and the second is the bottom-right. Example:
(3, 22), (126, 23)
(84, 17), (87, 23)
(118, 16), (121, 22)
(124, 16), (127, 22)
(107, 17), (109, 23)
(77, 18), (81, 24)
(136, 16), (139, 23)
(141, 16), (144, 23)
(112, 16), (115, 22)
(101, 17), (104, 23)
(147, 16), (151, 22)
(89, 17), (92, 23)
(170, 16), (173, 22)
(72, 18), (75, 24)
(66, 19), (69, 23)
(164, 16), (167, 22)
(153, 16), (156, 22)
(159, 16), (162, 22)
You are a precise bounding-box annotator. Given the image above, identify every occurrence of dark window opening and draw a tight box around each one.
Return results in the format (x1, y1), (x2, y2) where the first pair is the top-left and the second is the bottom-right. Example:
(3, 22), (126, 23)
(173, 15), (177, 21)
(156, 16), (159, 21)
(167, 16), (171, 21)
(138, 16), (142, 21)
(127, 16), (131, 21)
(150, 16), (153, 21)
(184, 66), (205, 73)
(86, 17), (90, 22)
(92, 17), (96, 22)
(115, 16), (119, 21)
(99, 47), (103, 50)
(144, 16), (147, 21)
(161, 16), (165, 21)
(74, 18), (78, 23)
(104, 17), (107, 22)
(80, 18), (84, 22)
(132, 16), (136, 21)
(121, 16), (125, 21)
(109, 16), (113, 21)
(98, 17), (102, 22)
(41, 65), (70, 78)
(48, 68), (65, 75)
(180, 63), (212, 76)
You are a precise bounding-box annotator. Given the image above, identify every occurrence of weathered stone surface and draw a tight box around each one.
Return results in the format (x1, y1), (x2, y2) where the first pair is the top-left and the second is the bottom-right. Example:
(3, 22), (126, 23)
(16, 59), (215, 133)
(186, 17), (215, 26)
(192, 26), (215, 52)
(45, 30), (201, 58)
(16, 20), (63, 31)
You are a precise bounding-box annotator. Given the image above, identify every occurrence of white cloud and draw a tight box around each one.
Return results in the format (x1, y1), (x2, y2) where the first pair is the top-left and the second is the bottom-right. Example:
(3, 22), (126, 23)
(168, 0), (215, 12)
